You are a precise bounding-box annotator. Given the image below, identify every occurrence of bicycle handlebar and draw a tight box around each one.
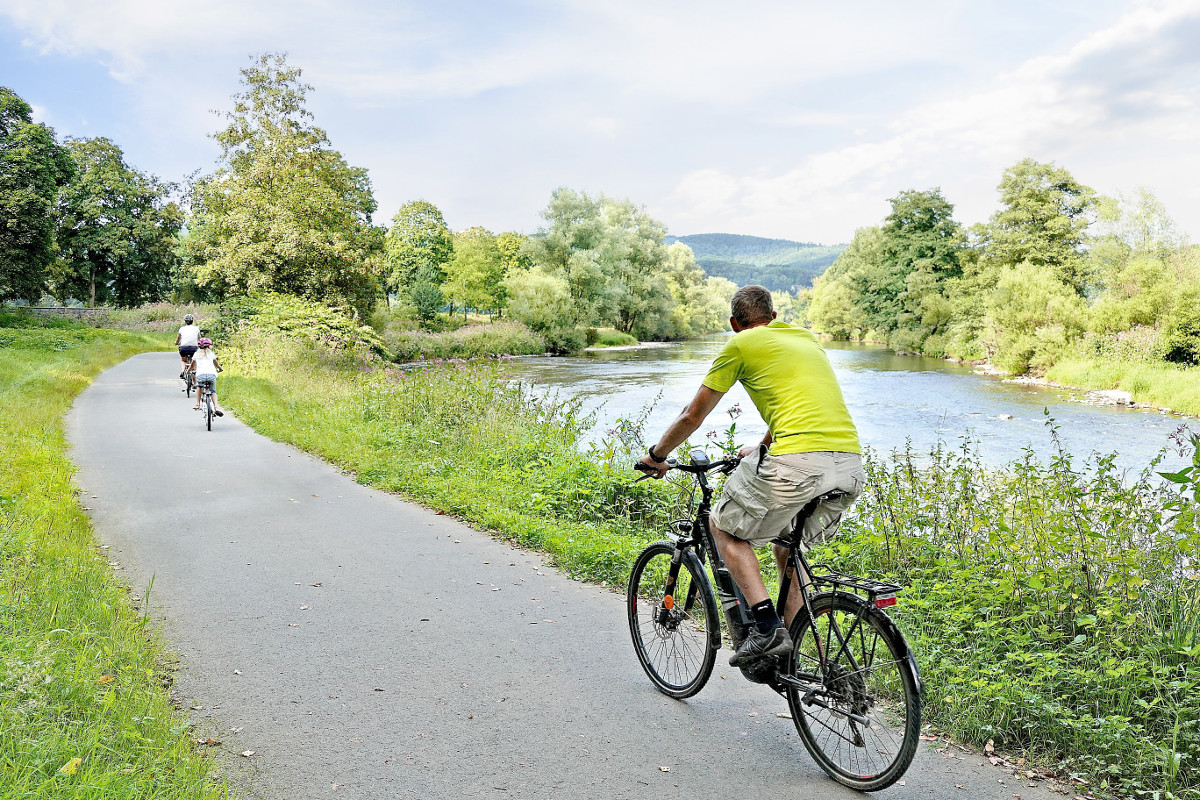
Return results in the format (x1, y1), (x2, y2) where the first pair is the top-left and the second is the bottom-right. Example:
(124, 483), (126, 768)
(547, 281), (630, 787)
(633, 455), (740, 476)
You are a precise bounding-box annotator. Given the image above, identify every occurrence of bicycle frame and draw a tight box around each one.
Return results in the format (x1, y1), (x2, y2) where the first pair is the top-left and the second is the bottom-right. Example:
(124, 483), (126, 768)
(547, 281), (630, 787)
(665, 456), (913, 696)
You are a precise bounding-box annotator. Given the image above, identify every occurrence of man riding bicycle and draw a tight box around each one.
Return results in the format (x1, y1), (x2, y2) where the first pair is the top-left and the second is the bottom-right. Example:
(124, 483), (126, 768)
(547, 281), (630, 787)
(637, 285), (864, 667)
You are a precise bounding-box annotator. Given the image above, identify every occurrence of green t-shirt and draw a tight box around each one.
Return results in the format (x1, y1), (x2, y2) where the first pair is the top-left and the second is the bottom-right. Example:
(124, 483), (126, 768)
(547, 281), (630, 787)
(702, 321), (860, 455)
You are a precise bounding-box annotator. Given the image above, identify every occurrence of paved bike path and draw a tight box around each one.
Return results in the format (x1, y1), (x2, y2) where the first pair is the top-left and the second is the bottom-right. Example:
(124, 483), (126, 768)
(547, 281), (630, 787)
(68, 353), (1066, 800)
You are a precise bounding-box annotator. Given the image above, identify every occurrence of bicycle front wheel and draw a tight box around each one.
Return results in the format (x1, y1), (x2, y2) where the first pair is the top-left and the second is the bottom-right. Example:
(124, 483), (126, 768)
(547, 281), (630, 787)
(786, 592), (920, 791)
(627, 541), (719, 698)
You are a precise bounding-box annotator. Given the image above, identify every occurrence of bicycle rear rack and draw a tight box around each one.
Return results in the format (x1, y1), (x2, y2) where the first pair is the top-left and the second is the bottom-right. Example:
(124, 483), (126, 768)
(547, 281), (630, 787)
(810, 565), (903, 605)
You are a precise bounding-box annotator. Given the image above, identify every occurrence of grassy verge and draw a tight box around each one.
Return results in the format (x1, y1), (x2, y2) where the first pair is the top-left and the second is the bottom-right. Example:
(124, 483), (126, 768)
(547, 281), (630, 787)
(1047, 356), (1200, 416)
(384, 320), (547, 362)
(0, 312), (222, 799)
(224, 329), (1200, 799)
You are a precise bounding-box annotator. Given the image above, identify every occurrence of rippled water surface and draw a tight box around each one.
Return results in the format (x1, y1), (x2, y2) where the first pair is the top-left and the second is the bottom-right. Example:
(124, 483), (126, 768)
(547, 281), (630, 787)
(503, 336), (1194, 472)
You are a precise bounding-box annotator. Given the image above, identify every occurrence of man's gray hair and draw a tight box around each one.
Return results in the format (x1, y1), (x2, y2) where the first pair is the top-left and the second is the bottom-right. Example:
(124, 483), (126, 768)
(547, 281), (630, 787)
(730, 285), (774, 326)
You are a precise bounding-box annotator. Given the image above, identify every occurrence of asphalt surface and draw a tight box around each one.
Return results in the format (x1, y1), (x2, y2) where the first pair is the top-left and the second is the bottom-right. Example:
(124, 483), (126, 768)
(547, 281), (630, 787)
(68, 352), (1070, 800)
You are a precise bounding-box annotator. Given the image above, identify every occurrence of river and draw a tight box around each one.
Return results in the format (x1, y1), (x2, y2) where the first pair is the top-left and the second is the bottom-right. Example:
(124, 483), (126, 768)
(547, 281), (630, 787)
(503, 336), (1194, 473)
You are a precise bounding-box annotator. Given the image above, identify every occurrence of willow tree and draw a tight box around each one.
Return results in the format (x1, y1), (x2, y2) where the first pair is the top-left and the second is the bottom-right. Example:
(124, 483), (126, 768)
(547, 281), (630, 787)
(186, 54), (380, 316)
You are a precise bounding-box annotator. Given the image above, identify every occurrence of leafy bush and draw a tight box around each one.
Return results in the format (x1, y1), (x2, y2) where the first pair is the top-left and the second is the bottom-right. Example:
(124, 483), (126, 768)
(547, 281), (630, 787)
(590, 329), (638, 348)
(822, 423), (1200, 798)
(214, 292), (390, 359)
(541, 326), (587, 354)
(386, 320), (545, 362)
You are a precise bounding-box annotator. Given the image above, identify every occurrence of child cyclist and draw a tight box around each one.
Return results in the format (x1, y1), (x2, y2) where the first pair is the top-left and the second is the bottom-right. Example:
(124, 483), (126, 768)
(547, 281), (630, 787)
(189, 338), (226, 416)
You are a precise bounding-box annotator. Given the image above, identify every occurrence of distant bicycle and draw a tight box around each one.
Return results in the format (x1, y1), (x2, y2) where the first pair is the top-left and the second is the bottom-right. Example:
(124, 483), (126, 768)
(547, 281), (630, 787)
(629, 450), (921, 791)
(182, 362), (196, 398)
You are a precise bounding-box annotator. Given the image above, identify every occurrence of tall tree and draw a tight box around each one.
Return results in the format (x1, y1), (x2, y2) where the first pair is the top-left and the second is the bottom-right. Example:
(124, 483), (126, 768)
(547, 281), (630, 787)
(384, 200), (453, 323)
(0, 87), (75, 302)
(982, 159), (1097, 295)
(51, 137), (182, 307)
(445, 227), (507, 318)
(185, 53), (380, 316)
(530, 188), (609, 323)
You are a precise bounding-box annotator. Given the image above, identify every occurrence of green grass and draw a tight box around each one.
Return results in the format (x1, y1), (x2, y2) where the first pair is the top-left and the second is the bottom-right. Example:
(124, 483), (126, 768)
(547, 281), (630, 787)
(222, 329), (1200, 800)
(0, 311), (223, 800)
(587, 328), (638, 348)
(383, 320), (547, 362)
(1048, 356), (1200, 416)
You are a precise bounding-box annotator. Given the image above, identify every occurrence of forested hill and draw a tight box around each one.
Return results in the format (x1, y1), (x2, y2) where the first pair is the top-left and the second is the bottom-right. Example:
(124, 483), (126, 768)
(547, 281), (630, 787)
(664, 233), (847, 291)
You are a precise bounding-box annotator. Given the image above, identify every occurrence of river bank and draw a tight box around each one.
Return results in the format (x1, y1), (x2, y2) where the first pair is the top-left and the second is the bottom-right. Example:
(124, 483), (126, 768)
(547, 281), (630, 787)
(839, 332), (1200, 418)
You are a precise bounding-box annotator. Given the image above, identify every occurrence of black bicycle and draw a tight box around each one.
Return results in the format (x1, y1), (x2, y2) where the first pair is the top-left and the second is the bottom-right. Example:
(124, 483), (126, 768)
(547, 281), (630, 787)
(628, 450), (921, 791)
(182, 364), (196, 398)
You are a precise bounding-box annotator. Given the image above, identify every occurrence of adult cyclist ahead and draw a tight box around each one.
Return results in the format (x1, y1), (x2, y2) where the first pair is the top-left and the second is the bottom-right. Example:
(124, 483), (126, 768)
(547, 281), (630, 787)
(176, 313), (200, 379)
(637, 285), (865, 667)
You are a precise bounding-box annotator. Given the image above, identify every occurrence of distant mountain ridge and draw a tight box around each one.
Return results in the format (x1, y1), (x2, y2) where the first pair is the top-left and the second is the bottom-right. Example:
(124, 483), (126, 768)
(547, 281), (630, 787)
(664, 233), (846, 292)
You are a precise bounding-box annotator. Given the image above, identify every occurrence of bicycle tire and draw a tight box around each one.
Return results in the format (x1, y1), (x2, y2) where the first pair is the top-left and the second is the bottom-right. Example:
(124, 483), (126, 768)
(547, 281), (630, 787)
(186, 375), (192, 397)
(786, 592), (920, 791)
(627, 541), (719, 698)
(205, 393), (213, 431)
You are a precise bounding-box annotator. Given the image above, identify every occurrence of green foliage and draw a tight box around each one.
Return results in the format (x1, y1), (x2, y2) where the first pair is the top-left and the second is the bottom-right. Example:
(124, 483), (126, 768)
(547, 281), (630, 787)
(0, 316), (221, 799)
(216, 292), (389, 359)
(384, 200), (453, 324)
(824, 425), (1200, 798)
(664, 233), (845, 291)
(0, 86), (75, 302)
(384, 321), (546, 362)
(444, 227), (507, 317)
(51, 137), (182, 308)
(982, 158), (1097, 295)
(1161, 294), (1200, 366)
(985, 261), (1086, 373)
(804, 163), (1200, 393)
(587, 329), (637, 348)
(662, 242), (735, 338)
(185, 54), (380, 318)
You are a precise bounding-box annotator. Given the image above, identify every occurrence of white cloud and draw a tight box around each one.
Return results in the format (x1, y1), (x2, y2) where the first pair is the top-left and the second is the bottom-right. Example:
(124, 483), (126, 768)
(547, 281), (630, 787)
(663, 0), (1200, 240)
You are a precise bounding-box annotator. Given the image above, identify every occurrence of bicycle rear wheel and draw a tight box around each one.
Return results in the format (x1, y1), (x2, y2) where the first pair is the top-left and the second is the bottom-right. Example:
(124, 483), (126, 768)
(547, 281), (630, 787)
(786, 592), (920, 791)
(627, 541), (719, 698)
(205, 393), (213, 431)
(186, 375), (193, 397)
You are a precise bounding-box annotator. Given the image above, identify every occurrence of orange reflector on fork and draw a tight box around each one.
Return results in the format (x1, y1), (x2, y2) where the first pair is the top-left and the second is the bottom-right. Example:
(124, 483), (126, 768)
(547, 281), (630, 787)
(664, 596), (675, 610)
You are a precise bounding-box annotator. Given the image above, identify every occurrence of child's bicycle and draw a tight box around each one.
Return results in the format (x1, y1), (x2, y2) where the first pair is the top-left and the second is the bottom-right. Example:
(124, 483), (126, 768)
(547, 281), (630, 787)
(629, 450), (921, 791)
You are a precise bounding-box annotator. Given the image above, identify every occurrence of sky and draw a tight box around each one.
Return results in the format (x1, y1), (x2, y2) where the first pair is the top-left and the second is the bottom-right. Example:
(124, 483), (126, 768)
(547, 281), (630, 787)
(3, 0), (1199, 245)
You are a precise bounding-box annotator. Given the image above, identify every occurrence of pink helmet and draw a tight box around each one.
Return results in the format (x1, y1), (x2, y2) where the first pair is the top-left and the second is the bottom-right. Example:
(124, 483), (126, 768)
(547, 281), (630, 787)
(198, 337), (213, 348)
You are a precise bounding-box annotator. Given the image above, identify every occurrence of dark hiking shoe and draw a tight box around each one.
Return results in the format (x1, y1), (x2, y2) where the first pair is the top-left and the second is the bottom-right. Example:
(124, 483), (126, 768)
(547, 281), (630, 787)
(729, 626), (792, 667)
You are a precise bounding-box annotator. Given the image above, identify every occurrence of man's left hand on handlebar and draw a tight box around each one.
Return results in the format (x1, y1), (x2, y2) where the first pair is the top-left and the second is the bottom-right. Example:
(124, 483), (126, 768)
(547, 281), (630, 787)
(637, 447), (671, 479)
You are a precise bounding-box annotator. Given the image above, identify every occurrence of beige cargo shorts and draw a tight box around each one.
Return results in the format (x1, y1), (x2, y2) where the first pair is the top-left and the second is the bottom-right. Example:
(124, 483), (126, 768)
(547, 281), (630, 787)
(710, 449), (865, 550)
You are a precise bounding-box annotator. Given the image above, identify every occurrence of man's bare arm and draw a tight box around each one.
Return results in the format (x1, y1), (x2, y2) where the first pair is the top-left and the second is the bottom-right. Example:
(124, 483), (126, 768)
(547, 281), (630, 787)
(637, 385), (725, 477)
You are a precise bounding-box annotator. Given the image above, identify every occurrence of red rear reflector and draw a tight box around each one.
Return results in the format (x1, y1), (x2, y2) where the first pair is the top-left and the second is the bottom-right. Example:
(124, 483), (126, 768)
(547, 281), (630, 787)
(875, 596), (897, 609)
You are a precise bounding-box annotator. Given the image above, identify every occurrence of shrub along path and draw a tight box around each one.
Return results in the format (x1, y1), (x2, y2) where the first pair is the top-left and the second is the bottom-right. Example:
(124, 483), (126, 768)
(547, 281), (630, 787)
(70, 353), (1063, 800)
